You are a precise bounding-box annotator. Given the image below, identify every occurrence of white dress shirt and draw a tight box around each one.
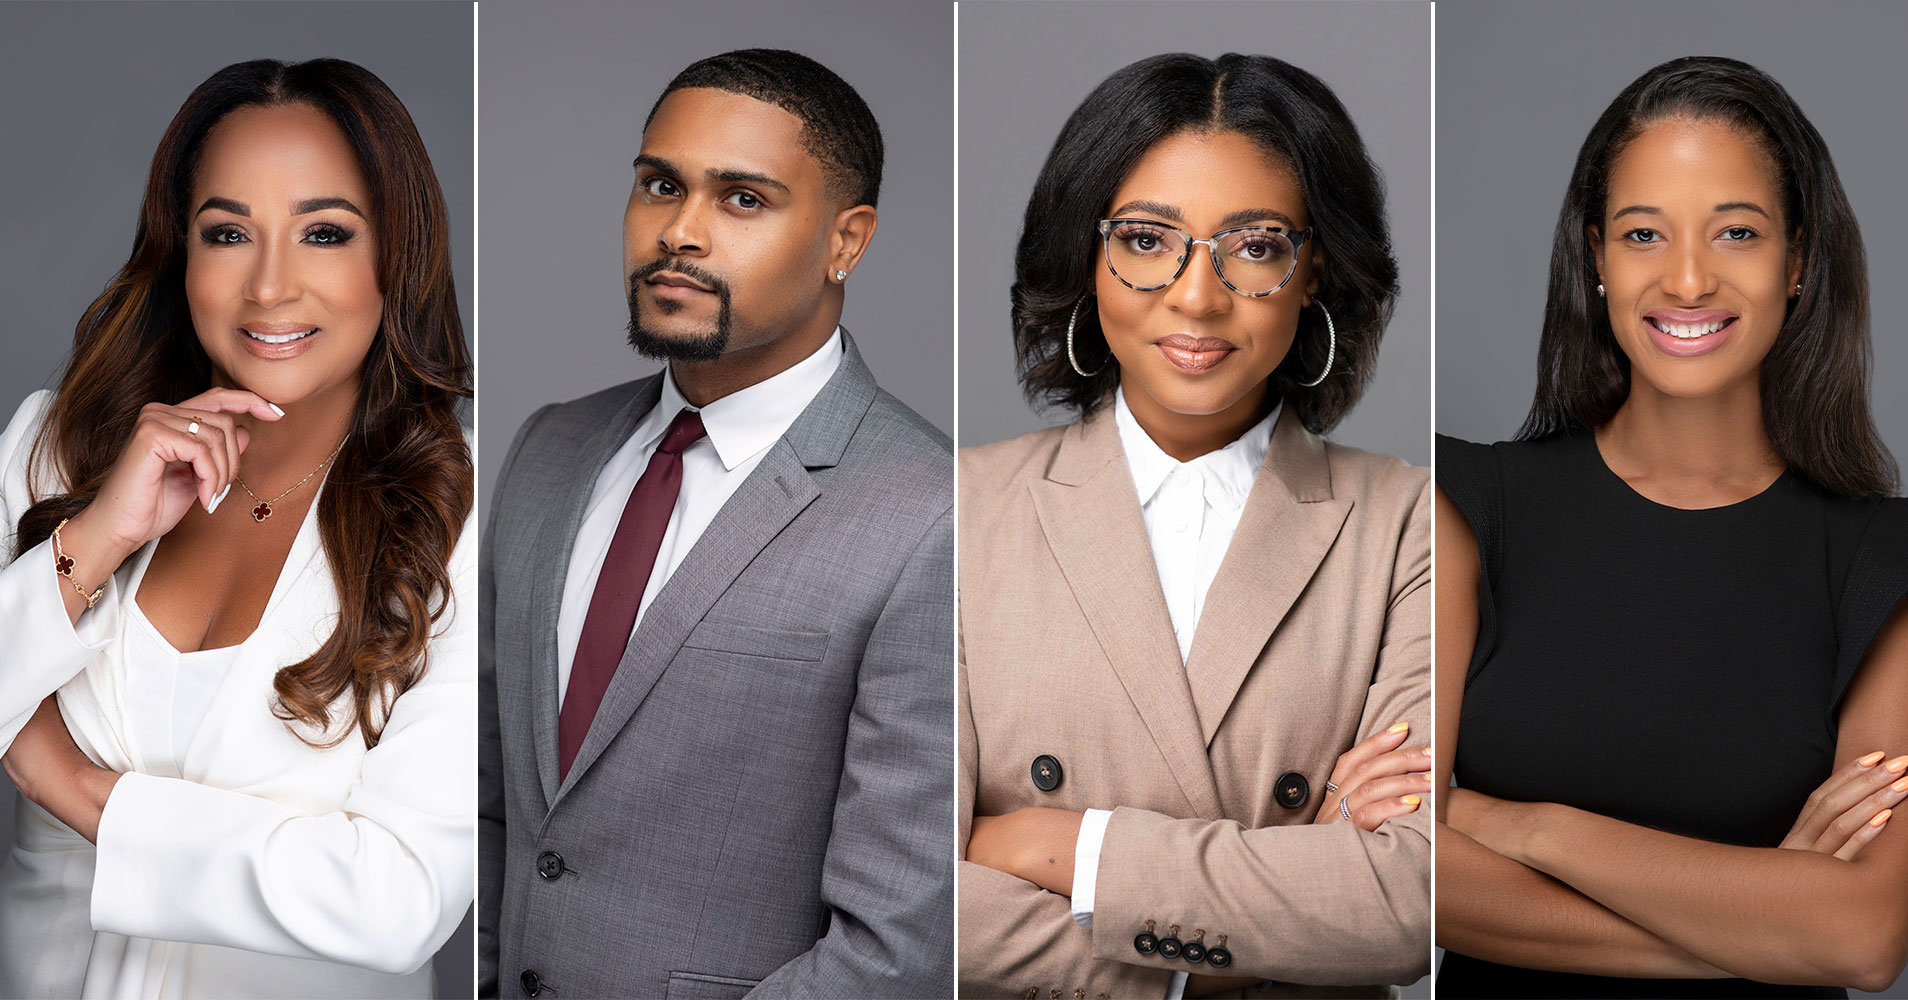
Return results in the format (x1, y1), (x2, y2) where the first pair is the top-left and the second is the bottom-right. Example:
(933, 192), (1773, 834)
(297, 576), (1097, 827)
(554, 328), (843, 704)
(1071, 386), (1279, 998)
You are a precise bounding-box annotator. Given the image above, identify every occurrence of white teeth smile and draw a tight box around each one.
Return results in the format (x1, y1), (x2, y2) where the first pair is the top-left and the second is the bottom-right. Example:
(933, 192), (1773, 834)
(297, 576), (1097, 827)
(1650, 318), (1730, 339)
(244, 328), (317, 344)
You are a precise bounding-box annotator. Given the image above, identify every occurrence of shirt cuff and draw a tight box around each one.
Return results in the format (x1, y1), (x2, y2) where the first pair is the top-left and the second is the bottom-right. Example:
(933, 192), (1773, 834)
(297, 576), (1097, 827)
(1166, 969), (1189, 1000)
(1069, 807), (1114, 929)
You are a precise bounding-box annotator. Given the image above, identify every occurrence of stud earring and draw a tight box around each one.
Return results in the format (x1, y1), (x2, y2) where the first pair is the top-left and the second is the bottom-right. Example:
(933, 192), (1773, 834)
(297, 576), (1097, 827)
(834, 269), (847, 281)
(1596, 283), (1605, 297)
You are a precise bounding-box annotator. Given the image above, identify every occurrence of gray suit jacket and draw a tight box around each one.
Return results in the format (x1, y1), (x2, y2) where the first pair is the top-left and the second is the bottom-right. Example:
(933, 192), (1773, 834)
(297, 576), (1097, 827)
(479, 333), (954, 999)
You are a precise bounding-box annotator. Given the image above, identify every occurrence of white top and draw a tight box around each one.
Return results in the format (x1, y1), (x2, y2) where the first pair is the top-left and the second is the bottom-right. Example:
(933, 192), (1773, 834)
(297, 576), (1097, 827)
(123, 596), (242, 779)
(0, 388), (475, 1000)
(1072, 386), (1279, 999)
(555, 328), (843, 705)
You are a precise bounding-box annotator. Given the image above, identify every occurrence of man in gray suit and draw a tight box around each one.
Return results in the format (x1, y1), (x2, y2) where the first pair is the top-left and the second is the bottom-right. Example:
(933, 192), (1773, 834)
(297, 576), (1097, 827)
(479, 49), (953, 999)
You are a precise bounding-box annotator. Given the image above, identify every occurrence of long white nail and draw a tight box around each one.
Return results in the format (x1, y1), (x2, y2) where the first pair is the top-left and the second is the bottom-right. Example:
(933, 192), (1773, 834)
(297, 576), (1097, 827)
(267, 403), (285, 417)
(206, 483), (231, 514)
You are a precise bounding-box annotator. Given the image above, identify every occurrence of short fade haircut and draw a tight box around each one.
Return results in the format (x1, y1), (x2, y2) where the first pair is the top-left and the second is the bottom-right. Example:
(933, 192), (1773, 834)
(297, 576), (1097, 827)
(645, 48), (884, 209)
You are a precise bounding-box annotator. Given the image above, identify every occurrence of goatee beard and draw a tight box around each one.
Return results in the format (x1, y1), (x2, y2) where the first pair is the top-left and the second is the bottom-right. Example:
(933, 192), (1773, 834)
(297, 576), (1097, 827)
(625, 259), (733, 362)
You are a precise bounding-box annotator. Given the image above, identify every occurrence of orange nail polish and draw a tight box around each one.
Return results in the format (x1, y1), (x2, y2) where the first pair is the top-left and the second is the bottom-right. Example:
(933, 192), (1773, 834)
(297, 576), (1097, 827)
(1871, 809), (1893, 828)
(1859, 751), (1887, 767)
(1402, 795), (1421, 807)
(1422, 747), (1433, 757)
(1893, 778), (1908, 793)
(1388, 722), (1410, 734)
(1887, 756), (1908, 773)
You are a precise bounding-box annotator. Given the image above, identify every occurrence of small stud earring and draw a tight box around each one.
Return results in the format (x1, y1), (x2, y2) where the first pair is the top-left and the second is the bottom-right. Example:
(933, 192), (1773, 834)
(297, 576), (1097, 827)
(1596, 282), (1605, 297)
(834, 269), (847, 281)
(1794, 282), (1802, 296)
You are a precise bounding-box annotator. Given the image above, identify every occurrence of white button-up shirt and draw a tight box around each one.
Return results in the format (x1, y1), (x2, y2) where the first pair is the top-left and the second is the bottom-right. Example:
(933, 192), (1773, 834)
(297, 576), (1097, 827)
(554, 329), (843, 705)
(1073, 385), (1279, 999)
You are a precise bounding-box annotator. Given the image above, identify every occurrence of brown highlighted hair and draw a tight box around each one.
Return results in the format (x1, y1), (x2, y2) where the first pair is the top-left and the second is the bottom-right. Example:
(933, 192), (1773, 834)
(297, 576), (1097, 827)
(16, 58), (472, 747)
(1521, 55), (1896, 497)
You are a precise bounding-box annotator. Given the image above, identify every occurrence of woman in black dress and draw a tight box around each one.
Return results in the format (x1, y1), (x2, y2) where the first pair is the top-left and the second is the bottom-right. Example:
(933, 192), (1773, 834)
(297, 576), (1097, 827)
(1434, 57), (1908, 997)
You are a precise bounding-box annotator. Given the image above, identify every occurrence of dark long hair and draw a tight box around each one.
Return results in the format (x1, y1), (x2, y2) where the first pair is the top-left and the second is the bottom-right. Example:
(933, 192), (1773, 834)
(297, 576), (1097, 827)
(1011, 53), (1399, 434)
(17, 58), (473, 747)
(1519, 55), (1896, 497)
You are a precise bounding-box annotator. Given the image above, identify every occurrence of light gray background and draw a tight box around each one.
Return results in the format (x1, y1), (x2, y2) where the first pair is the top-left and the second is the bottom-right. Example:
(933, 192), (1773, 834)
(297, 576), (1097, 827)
(1436, 0), (1908, 467)
(956, 0), (1431, 469)
(959, 4), (1430, 996)
(1437, 3), (1908, 996)
(0, 3), (474, 995)
(477, 0), (953, 508)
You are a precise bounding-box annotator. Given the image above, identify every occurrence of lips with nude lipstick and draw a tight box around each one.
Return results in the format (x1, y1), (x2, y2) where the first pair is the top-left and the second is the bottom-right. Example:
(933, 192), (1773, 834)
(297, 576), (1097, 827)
(1643, 308), (1738, 358)
(238, 321), (322, 359)
(1154, 334), (1237, 373)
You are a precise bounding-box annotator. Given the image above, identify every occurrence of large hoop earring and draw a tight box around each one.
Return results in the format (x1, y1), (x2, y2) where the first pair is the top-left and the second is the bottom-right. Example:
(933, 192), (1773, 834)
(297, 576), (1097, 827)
(1066, 296), (1103, 377)
(1296, 302), (1336, 387)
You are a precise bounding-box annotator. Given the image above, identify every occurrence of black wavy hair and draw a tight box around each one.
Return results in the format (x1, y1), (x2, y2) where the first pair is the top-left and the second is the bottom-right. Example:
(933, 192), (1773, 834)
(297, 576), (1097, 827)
(645, 47), (884, 209)
(1520, 55), (1895, 497)
(1011, 52), (1398, 433)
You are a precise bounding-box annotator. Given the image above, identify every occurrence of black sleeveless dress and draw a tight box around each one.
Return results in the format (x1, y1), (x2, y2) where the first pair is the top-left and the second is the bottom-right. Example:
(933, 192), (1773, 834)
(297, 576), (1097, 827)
(1435, 432), (1908, 999)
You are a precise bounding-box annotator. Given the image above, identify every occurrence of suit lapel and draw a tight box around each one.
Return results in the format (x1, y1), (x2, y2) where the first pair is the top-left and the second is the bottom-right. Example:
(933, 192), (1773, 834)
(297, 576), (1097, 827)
(1184, 408), (1351, 745)
(527, 379), (662, 807)
(1030, 409), (1224, 819)
(552, 332), (880, 804)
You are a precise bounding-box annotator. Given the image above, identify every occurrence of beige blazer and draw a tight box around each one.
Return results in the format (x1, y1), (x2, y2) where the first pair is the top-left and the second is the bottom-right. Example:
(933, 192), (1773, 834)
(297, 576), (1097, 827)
(957, 404), (1430, 999)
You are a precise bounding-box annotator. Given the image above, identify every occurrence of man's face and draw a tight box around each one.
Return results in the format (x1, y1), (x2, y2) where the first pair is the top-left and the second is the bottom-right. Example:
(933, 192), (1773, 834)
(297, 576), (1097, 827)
(624, 87), (835, 362)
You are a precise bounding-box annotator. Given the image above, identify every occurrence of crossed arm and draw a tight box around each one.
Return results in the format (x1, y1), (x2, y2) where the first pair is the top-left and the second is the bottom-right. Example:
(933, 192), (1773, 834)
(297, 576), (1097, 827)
(1433, 487), (1908, 992)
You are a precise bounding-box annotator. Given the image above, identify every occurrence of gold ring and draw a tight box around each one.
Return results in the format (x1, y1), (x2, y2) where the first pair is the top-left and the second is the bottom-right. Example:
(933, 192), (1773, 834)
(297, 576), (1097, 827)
(187, 418), (200, 436)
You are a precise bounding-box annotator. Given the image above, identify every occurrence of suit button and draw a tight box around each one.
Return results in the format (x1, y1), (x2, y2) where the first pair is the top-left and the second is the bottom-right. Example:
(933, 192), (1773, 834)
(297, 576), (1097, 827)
(1207, 945), (1233, 968)
(1133, 930), (1159, 955)
(520, 969), (542, 996)
(1031, 755), (1064, 792)
(1156, 932), (1183, 959)
(1182, 939), (1206, 963)
(1275, 771), (1310, 809)
(537, 851), (564, 880)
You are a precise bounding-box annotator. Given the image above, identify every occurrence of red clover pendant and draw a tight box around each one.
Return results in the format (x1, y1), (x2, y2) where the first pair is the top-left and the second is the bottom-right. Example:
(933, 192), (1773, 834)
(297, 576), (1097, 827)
(252, 501), (273, 522)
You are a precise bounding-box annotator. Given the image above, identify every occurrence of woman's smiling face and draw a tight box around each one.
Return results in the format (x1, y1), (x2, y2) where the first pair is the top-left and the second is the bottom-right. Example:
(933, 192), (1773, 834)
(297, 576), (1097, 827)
(1094, 129), (1317, 435)
(1593, 117), (1800, 403)
(184, 102), (384, 408)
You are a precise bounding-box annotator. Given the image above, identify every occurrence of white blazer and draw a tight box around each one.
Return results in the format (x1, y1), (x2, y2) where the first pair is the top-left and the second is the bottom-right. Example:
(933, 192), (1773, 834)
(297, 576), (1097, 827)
(0, 390), (475, 999)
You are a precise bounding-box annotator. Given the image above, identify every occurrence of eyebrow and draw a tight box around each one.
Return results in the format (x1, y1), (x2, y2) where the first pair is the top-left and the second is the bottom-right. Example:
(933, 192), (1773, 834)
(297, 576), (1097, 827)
(194, 196), (367, 219)
(635, 154), (791, 195)
(1108, 199), (1300, 230)
(1612, 202), (1771, 221)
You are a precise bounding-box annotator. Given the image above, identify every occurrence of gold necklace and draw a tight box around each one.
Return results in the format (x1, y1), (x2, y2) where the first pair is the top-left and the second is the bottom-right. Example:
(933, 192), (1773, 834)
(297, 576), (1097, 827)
(234, 437), (348, 522)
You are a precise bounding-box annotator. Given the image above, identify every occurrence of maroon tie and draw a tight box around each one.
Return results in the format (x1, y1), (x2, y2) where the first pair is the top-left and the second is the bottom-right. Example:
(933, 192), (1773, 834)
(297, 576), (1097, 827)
(559, 407), (707, 779)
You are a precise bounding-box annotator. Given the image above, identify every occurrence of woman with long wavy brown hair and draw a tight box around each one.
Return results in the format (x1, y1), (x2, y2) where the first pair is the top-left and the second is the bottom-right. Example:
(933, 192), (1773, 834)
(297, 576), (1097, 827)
(0, 58), (473, 997)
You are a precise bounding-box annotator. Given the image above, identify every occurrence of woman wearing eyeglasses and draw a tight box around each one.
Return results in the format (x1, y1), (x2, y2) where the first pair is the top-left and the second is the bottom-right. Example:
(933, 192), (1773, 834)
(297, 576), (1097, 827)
(957, 53), (1429, 998)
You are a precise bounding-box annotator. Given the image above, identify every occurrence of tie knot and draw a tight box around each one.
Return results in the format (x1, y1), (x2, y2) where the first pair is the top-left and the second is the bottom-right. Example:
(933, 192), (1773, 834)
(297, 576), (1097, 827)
(658, 408), (707, 456)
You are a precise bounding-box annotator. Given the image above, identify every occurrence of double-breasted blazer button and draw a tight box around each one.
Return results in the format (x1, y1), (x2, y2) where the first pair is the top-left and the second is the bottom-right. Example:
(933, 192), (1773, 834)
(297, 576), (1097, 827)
(536, 851), (564, 880)
(1274, 771), (1310, 809)
(1031, 754), (1064, 792)
(520, 969), (542, 997)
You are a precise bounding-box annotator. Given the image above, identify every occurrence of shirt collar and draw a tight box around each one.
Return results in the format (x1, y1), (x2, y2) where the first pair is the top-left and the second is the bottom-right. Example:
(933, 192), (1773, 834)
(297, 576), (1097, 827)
(1113, 385), (1278, 513)
(641, 327), (845, 471)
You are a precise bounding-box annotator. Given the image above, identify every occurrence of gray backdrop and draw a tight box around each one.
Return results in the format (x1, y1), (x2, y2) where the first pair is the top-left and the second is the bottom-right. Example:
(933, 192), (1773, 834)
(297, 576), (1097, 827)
(958, 3), (1431, 996)
(0, 2), (474, 995)
(956, 0), (1432, 470)
(477, 0), (954, 508)
(1436, 3), (1908, 996)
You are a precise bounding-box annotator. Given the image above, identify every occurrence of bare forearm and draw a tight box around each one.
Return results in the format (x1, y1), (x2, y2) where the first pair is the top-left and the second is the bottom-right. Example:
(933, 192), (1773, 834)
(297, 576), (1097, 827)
(1436, 822), (1726, 979)
(1492, 800), (1908, 990)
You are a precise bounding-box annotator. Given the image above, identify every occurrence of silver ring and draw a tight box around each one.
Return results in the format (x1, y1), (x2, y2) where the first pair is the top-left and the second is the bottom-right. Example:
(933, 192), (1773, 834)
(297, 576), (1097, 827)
(187, 418), (201, 436)
(1339, 796), (1353, 821)
(1324, 781), (1339, 794)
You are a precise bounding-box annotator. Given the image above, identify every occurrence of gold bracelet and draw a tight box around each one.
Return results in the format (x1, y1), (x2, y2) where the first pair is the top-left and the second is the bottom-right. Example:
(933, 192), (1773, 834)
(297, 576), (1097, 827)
(51, 518), (105, 610)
